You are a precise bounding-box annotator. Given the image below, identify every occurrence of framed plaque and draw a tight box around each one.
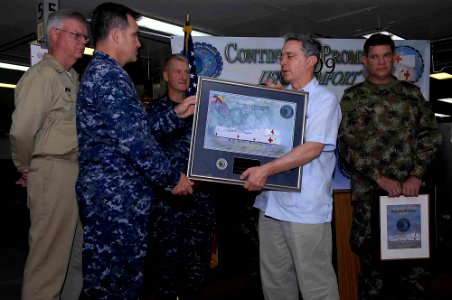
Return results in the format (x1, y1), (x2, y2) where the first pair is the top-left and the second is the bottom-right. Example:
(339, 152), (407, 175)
(371, 187), (436, 261)
(187, 77), (308, 191)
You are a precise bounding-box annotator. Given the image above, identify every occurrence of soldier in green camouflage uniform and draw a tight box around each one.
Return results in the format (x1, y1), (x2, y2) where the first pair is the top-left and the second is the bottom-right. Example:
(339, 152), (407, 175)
(338, 34), (442, 300)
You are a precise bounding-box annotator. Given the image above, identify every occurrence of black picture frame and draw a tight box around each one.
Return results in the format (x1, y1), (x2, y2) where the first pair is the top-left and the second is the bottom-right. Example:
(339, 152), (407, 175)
(371, 187), (437, 261)
(187, 77), (308, 191)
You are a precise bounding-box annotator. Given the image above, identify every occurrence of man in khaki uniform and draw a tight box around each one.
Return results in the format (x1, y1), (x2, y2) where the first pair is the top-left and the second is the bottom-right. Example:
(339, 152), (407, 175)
(10, 10), (89, 300)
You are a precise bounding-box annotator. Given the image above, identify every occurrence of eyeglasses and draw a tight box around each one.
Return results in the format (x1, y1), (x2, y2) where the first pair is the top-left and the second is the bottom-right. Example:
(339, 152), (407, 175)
(55, 28), (89, 43)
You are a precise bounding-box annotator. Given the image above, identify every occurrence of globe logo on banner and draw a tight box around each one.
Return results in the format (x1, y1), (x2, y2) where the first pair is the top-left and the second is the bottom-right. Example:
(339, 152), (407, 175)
(193, 42), (223, 78)
(394, 45), (424, 83)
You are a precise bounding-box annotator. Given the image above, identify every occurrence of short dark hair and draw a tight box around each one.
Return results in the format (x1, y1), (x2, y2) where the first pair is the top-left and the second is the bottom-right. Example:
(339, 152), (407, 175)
(163, 54), (188, 72)
(363, 33), (395, 56)
(284, 33), (322, 61)
(91, 2), (141, 44)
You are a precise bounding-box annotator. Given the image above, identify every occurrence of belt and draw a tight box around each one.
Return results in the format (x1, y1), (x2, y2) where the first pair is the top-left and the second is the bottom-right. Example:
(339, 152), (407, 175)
(33, 152), (78, 162)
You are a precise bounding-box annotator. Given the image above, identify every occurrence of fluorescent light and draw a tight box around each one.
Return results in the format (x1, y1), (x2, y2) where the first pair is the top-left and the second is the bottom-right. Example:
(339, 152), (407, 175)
(137, 16), (211, 36)
(0, 62), (29, 72)
(1, 47), (92, 74)
(438, 98), (452, 104)
(84, 47), (94, 56)
(435, 113), (451, 118)
(0, 83), (16, 89)
(363, 31), (404, 40)
(430, 72), (452, 80)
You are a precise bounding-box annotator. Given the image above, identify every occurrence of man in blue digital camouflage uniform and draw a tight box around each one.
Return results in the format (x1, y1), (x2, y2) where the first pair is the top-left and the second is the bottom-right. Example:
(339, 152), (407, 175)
(76, 3), (196, 299)
(143, 54), (215, 300)
(338, 33), (442, 300)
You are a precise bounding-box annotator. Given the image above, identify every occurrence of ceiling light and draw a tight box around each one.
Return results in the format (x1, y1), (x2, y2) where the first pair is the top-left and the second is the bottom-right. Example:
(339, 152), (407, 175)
(0, 62), (29, 72)
(137, 16), (212, 36)
(0, 83), (16, 89)
(435, 113), (451, 118)
(1, 47), (93, 73)
(363, 31), (404, 40)
(430, 72), (452, 80)
(437, 98), (452, 104)
(84, 47), (94, 56)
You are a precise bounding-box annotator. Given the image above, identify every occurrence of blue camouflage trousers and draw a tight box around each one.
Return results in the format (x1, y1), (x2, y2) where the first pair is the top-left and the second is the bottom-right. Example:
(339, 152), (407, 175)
(146, 192), (215, 300)
(80, 204), (149, 300)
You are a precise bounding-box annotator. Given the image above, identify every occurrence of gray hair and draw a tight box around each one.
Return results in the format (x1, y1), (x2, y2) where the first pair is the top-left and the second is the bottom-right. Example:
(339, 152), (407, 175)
(284, 33), (322, 60)
(46, 10), (88, 47)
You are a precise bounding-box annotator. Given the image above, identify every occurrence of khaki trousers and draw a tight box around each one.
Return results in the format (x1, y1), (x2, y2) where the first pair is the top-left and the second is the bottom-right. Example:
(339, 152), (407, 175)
(22, 157), (83, 300)
(258, 212), (339, 300)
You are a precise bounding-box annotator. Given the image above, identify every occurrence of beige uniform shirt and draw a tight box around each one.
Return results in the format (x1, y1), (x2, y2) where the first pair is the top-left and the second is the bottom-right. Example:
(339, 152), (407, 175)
(10, 53), (79, 171)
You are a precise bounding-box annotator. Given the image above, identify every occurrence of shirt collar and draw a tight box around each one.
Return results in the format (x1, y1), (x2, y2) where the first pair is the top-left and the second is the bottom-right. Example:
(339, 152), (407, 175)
(43, 53), (77, 78)
(287, 77), (318, 93)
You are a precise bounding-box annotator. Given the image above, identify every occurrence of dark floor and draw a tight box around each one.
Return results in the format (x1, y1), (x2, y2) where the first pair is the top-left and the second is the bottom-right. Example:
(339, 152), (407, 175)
(0, 247), (27, 300)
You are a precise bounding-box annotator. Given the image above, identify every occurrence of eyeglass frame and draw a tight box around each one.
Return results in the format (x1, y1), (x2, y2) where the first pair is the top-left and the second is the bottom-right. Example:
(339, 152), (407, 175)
(55, 28), (90, 43)
(277, 52), (307, 63)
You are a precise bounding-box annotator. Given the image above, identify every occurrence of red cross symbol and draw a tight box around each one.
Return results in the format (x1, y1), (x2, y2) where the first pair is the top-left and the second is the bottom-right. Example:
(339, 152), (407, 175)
(270, 129), (275, 135)
(404, 69), (410, 80)
(394, 54), (402, 63)
(268, 137), (273, 143)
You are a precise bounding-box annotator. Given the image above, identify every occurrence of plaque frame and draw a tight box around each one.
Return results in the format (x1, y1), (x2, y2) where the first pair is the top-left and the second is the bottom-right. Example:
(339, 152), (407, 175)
(371, 187), (437, 261)
(187, 77), (308, 191)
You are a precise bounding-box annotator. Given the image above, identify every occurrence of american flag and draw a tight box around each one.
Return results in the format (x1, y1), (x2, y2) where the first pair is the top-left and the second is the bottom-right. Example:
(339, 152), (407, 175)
(183, 17), (198, 96)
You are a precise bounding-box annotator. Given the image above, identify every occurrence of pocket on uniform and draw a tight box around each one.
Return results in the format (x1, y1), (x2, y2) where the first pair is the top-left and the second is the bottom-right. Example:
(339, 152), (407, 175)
(45, 121), (78, 153)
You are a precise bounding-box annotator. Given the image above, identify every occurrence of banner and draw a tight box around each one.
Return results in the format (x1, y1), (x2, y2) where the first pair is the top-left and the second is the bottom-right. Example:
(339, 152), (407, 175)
(172, 37), (431, 189)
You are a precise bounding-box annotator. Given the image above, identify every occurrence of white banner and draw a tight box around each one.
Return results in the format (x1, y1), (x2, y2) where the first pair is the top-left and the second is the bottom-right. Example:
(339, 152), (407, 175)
(172, 37), (431, 189)
(30, 43), (48, 66)
(172, 37), (430, 99)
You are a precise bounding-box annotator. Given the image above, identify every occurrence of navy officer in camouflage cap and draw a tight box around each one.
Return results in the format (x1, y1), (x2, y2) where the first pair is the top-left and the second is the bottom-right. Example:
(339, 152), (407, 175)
(338, 33), (442, 299)
(76, 2), (196, 299)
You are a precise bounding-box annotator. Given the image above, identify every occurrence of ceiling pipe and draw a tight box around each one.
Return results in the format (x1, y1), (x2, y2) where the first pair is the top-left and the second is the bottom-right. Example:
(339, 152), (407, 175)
(0, 33), (37, 53)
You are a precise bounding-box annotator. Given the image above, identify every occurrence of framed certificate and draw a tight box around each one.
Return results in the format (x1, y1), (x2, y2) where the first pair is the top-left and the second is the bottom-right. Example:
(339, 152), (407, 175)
(187, 77), (308, 191)
(372, 187), (436, 261)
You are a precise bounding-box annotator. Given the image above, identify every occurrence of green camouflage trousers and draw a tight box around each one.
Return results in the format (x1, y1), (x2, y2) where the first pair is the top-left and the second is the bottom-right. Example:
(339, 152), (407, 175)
(351, 200), (431, 300)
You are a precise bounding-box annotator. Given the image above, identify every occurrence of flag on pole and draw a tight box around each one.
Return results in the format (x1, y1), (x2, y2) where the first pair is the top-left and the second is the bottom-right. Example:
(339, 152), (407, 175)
(183, 15), (198, 96)
(183, 15), (218, 269)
